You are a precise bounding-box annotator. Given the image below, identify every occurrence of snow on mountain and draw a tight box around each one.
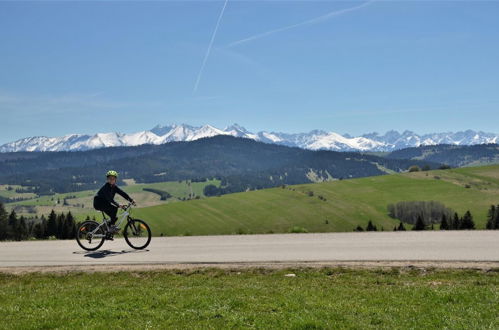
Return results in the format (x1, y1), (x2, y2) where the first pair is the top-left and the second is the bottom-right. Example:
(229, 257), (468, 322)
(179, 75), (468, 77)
(224, 124), (259, 140)
(1, 124), (499, 153)
(304, 132), (386, 151)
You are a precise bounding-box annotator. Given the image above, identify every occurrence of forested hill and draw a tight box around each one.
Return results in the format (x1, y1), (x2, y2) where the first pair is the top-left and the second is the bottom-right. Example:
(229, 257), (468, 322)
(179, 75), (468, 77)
(386, 144), (499, 167)
(0, 136), (437, 194)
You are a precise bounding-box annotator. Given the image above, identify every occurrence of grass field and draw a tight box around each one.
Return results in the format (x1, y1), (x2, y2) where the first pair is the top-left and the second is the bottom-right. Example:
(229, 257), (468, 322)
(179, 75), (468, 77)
(134, 165), (499, 236)
(0, 267), (497, 329)
(3, 179), (220, 219)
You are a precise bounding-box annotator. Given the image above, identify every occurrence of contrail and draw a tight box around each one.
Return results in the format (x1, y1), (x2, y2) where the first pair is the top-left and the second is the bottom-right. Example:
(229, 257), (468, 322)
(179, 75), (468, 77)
(193, 0), (229, 93)
(228, 0), (373, 48)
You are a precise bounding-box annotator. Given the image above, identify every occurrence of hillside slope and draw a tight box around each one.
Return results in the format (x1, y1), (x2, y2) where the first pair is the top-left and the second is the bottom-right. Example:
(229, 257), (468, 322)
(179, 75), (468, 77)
(0, 136), (437, 194)
(134, 165), (499, 235)
(387, 144), (499, 167)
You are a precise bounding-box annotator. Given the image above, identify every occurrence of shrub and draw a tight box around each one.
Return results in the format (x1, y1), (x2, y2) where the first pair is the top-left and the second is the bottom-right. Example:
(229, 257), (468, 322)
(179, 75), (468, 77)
(354, 225), (364, 232)
(289, 226), (308, 233)
(408, 165), (421, 172)
(204, 184), (221, 197)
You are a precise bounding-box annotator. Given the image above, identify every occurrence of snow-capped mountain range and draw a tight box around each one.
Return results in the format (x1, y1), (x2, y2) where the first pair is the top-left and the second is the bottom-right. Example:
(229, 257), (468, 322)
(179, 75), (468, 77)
(1, 124), (498, 153)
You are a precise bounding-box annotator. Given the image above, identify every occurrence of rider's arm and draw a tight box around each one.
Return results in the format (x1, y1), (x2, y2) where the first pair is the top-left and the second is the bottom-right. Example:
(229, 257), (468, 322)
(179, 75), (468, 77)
(115, 186), (133, 203)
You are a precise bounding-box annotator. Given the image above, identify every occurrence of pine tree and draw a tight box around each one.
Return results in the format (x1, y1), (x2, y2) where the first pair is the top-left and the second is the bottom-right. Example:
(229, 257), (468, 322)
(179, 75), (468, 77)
(413, 216), (426, 231)
(461, 211), (475, 230)
(0, 203), (9, 240)
(366, 220), (377, 231)
(452, 213), (461, 230)
(39, 215), (48, 239)
(64, 212), (76, 239)
(440, 214), (449, 230)
(56, 213), (66, 239)
(18, 216), (28, 241)
(46, 210), (57, 237)
(486, 205), (495, 229)
(397, 222), (406, 231)
(8, 210), (18, 239)
(33, 222), (45, 239)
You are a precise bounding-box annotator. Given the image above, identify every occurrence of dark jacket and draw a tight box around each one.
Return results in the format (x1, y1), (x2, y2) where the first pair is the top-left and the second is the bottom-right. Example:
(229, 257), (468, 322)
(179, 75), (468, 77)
(95, 183), (132, 207)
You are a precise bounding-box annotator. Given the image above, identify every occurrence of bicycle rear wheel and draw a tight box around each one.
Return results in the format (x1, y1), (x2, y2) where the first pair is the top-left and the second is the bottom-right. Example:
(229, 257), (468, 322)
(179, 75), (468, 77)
(76, 221), (106, 251)
(124, 219), (151, 250)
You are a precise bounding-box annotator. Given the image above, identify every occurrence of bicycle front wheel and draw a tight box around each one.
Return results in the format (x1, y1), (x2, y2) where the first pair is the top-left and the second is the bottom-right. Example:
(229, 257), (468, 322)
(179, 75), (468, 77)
(76, 220), (106, 251)
(124, 219), (151, 250)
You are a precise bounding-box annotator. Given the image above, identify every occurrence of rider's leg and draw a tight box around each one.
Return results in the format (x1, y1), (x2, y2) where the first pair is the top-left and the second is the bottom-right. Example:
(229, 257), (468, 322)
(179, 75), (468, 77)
(103, 205), (118, 225)
(94, 197), (118, 226)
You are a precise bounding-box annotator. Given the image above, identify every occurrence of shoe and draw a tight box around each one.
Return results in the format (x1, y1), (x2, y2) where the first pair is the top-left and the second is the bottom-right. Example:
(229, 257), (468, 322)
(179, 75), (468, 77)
(108, 225), (120, 234)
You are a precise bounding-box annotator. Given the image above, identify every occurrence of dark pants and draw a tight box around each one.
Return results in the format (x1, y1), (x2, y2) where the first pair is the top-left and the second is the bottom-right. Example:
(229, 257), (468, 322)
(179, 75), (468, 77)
(93, 196), (118, 224)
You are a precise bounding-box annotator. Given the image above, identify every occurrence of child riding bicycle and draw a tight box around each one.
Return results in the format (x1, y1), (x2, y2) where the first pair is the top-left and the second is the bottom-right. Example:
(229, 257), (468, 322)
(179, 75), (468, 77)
(93, 170), (136, 236)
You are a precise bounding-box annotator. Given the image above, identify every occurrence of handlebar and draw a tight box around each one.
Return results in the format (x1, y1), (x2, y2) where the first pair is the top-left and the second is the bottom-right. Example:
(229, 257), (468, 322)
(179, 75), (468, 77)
(122, 201), (136, 210)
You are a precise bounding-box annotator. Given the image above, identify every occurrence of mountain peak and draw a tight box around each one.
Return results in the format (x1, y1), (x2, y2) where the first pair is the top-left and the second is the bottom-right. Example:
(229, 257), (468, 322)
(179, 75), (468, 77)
(1, 125), (498, 153)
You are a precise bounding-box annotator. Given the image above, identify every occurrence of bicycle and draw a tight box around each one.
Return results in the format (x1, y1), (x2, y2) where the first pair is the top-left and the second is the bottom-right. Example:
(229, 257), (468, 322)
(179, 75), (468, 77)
(76, 202), (151, 251)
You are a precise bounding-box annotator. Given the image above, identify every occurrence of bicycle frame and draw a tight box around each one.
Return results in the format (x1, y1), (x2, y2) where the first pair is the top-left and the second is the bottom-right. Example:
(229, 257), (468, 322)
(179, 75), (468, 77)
(89, 203), (133, 239)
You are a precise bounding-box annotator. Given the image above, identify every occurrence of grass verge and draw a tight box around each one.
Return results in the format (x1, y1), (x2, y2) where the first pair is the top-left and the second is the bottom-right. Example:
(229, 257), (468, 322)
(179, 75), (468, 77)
(0, 267), (497, 329)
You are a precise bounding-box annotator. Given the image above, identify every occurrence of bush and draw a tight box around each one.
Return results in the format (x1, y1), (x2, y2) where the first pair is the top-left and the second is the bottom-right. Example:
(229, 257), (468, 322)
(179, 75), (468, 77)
(289, 226), (308, 233)
(408, 165), (421, 172)
(203, 184), (221, 197)
(354, 225), (364, 232)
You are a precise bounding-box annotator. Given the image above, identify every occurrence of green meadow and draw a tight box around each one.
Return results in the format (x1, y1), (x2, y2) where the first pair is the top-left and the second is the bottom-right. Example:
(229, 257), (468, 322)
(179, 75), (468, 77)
(134, 165), (499, 236)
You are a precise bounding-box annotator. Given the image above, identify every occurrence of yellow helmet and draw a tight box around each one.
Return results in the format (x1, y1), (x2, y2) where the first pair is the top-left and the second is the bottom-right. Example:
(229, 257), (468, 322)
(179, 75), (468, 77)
(106, 170), (118, 178)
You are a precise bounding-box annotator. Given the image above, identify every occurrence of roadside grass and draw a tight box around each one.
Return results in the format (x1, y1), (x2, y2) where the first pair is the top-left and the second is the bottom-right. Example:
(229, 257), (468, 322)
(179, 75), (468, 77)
(136, 165), (499, 236)
(0, 268), (497, 329)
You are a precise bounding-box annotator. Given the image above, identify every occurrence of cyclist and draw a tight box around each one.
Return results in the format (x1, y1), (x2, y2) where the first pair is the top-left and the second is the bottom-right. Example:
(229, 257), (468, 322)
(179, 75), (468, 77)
(93, 170), (135, 236)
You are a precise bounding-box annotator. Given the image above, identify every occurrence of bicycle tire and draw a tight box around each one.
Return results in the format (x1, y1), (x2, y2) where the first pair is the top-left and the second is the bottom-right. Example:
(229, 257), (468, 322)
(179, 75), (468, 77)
(76, 220), (106, 251)
(124, 219), (151, 250)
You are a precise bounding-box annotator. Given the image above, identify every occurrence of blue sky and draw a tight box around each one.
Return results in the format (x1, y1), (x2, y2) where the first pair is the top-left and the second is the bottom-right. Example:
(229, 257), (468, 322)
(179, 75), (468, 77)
(1, 0), (498, 144)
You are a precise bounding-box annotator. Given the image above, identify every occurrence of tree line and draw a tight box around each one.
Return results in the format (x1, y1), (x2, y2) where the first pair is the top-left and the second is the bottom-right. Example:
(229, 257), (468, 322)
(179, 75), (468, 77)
(357, 209), (479, 232)
(388, 201), (455, 225)
(0, 203), (78, 241)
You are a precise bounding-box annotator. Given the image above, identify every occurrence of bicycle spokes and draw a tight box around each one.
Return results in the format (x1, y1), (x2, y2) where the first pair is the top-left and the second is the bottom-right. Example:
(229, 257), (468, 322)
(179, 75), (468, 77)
(124, 219), (151, 250)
